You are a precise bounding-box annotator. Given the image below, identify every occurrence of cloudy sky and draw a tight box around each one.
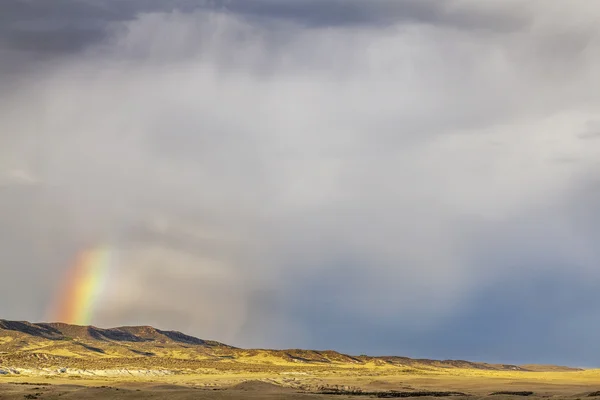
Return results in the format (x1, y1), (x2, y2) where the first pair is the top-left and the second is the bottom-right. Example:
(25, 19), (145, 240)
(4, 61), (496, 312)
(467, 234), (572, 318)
(2, 0), (600, 367)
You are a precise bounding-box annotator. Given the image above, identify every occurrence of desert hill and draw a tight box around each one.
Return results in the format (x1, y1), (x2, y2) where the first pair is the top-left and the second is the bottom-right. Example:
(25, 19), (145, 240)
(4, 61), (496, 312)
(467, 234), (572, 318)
(0, 319), (581, 375)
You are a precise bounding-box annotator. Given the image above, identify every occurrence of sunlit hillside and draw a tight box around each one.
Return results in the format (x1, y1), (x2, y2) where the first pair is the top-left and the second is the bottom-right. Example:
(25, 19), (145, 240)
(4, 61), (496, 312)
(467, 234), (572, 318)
(2, 319), (599, 397)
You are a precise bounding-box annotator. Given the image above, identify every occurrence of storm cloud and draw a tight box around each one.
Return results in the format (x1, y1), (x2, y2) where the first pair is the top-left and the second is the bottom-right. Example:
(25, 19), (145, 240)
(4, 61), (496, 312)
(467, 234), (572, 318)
(1, 1), (600, 365)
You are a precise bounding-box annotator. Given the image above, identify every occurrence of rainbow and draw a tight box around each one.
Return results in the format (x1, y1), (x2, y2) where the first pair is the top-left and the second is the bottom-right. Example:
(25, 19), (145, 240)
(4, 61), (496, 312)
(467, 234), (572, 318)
(48, 247), (113, 326)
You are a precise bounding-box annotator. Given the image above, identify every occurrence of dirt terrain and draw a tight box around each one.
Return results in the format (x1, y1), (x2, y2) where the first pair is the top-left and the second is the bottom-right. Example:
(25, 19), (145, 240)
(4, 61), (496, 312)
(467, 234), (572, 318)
(1, 320), (599, 399)
(1, 380), (600, 400)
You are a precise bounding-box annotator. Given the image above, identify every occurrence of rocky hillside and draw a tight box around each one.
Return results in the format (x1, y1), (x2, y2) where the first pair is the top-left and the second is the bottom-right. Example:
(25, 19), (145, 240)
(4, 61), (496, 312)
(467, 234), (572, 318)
(0, 319), (581, 374)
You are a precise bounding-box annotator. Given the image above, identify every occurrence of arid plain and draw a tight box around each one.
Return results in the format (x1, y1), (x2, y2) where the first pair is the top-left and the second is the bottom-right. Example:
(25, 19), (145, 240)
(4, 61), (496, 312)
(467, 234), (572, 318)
(1, 320), (599, 400)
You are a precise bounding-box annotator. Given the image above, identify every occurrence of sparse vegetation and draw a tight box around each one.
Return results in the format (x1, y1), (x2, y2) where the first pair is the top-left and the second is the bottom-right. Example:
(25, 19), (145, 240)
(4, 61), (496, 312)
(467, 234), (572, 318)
(490, 391), (534, 396)
(317, 385), (468, 397)
(1, 319), (600, 400)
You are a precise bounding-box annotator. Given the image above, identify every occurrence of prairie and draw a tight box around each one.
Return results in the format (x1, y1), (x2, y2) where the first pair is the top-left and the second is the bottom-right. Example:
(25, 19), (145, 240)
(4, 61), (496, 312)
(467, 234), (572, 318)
(1, 320), (598, 399)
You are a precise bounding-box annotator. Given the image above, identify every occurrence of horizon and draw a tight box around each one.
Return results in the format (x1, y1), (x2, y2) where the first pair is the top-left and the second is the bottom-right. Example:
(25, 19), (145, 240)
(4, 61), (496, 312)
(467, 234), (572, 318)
(2, 0), (600, 368)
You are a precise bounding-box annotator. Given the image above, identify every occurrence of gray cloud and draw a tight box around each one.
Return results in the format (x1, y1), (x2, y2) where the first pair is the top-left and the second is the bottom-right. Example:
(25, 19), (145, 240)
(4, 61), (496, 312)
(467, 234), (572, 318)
(1, 1), (600, 364)
(579, 120), (600, 139)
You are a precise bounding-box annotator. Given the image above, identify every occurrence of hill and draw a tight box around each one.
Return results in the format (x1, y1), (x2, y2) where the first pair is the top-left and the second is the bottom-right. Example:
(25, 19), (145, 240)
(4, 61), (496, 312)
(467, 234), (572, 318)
(0, 319), (582, 376)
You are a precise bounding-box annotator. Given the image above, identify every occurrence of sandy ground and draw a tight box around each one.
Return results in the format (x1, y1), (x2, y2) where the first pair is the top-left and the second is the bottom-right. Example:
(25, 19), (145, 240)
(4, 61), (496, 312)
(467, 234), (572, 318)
(2, 370), (600, 400)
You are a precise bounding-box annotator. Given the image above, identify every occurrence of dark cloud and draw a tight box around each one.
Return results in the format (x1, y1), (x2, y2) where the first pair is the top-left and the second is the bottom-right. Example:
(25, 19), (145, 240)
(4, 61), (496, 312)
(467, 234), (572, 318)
(212, 0), (529, 31)
(0, 0), (529, 59)
(0, 0), (529, 29)
(0, 27), (104, 54)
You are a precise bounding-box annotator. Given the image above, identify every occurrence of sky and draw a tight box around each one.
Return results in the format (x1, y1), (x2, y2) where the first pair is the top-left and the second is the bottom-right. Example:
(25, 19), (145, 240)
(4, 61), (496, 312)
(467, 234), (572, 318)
(1, 0), (600, 367)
